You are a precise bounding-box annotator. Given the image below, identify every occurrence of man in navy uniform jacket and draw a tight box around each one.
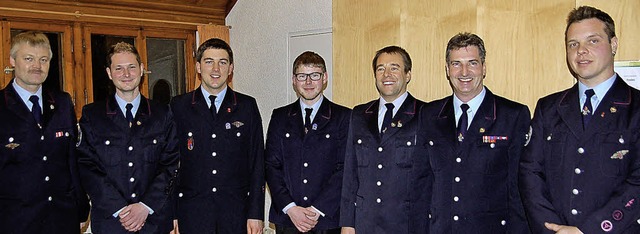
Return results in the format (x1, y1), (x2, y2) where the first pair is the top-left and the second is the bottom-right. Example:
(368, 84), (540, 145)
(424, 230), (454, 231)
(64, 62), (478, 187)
(421, 32), (530, 233)
(266, 51), (350, 233)
(520, 6), (640, 233)
(0, 31), (89, 234)
(77, 42), (179, 233)
(171, 38), (265, 234)
(340, 46), (430, 233)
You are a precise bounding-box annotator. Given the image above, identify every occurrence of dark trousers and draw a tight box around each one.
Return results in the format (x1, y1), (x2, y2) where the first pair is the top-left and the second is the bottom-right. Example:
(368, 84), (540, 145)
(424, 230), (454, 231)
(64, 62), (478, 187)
(275, 225), (340, 234)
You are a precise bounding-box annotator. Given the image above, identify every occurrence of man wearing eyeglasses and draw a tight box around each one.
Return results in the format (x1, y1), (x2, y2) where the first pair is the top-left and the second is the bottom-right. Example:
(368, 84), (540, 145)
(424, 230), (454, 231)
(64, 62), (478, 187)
(340, 46), (430, 233)
(265, 51), (350, 234)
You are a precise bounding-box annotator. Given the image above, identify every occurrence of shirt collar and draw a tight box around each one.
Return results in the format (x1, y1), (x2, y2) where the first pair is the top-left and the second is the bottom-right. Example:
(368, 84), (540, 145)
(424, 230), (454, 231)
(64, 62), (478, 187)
(12, 79), (42, 111)
(453, 86), (486, 121)
(299, 95), (324, 123)
(378, 91), (409, 117)
(115, 93), (141, 117)
(578, 73), (616, 108)
(201, 86), (227, 109)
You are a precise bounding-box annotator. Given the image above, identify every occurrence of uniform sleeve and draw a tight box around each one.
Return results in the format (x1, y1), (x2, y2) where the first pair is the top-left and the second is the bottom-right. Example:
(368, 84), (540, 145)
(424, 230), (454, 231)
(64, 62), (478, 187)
(507, 105), (531, 233)
(140, 110), (180, 213)
(340, 111), (358, 228)
(519, 100), (562, 233)
(311, 109), (351, 218)
(264, 110), (295, 211)
(247, 99), (266, 220)
(76, 107), (129, 217)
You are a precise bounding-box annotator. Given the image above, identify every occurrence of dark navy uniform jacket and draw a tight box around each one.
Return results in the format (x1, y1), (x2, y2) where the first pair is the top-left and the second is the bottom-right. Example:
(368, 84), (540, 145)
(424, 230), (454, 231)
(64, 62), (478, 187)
(421, 88), (530, 233)
(77, 95), (179, 234)
(340, 93), (431, 233)
(520, 76), (640, 233)
(265, 97), (350, 230)
(170, 87), (265, 233)
(0, 81), (89, 233)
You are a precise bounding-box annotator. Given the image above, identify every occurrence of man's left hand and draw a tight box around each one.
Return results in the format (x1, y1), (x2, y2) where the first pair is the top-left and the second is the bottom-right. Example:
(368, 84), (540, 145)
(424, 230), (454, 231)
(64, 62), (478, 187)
(545, 222), (584, 234)
(246, 219), (263, 234)
(119, 203), (150, 232)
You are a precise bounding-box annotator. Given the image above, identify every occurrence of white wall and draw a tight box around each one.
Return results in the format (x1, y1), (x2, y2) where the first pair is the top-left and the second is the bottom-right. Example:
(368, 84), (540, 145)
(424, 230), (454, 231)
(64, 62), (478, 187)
(226, 0), (332, 129)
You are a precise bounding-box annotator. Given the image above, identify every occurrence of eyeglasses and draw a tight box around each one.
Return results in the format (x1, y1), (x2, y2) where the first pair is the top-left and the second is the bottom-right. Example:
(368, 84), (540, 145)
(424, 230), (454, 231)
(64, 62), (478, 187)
(294, 72), (323, 81)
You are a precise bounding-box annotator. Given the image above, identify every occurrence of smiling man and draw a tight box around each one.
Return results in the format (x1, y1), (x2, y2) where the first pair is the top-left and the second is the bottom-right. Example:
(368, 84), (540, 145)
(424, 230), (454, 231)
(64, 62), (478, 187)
(420, 32), (531, 233)
(265, 51), (350, 233)
(520, 6), (640, 233)
(77, 42), (179, 233)
(340, 46), (430, 233)
(170, 38), (265, 234)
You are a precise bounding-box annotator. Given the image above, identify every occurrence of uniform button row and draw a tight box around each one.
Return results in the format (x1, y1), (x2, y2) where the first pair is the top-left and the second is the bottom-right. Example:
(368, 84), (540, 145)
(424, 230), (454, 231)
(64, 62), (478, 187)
(43, 156), (47, 161)
(456, 157), (461, 163)
(128, 162), (134, 167)
(129, 177), (135, 182)
(572, 189), (579, 195)
(571, 209), (578, 215)
(453, 196), (459, 202)
(45, 176), (50, 182)
(454, 177), (461, 182)
(212, 152), (217, 157)
(212, 170), (217, 174)
(211, 134), (217, 139)
(303, 163), (308, 167)
(303, 179), (308, 184)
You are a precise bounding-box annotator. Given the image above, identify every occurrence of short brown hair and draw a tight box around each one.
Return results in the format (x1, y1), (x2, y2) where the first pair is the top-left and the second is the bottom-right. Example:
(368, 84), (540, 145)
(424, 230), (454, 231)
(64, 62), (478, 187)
(196, 38), (233, 64)
(565, 6), (615, 42)
(372, 46), (412, 74)
(10, 31), (52, 59)
(293, 51), (326, 73)
(446, 32), (486, 63)
(106, 42), (141, 68)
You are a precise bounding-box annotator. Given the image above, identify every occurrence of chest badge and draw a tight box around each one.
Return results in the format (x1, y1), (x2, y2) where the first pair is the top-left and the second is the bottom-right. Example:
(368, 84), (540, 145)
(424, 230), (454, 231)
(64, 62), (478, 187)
(232, 121), (244, 128)
(187, 137), (194, 151)
(4, 143), (20, 149)
(611, 150), (629, 160)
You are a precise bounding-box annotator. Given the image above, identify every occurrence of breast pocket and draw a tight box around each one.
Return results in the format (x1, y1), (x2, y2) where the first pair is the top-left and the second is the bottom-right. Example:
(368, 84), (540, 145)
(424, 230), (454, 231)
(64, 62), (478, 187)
(0, 130), (29, 163)
(598, 130), (635, 177)
(394, 136), (416, 168)
(94, 136), (124, 166)
(142, 135), (165, 163)
(470, 140), (509, 175)
(425, 137), (450, 173)
(543, 131), (568, 172)
(353, 134), (372, 167)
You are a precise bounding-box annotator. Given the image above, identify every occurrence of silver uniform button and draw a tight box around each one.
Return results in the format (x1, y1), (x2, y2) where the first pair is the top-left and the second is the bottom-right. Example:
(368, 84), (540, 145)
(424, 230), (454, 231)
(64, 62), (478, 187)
(454, 177), (461, 182)
(577, 148), (584, 154)
(153, 139), (157, 144)
(376, 198), (381, 203)
(212, 187), (217, 192)
(105, 140), (110, 145)
(236, 132), (241, 137)
(406, 141), (412, 146)
(573, 189), (579, 195)
(357, 139), (362, 144)
(285, 133), (290, 138)
(376, 181), (382, 186)
(456, 158), (462, 163)
(303, 179), (308, 184)
(378, 164), (383, 169)
(43, 156), (48, 161)
(48, 196), (52, 201)
(8, 137), (14, 142)
(637, 219), (640, 224)
(41, 136), (44, 140)
(571, 209), (578, 215)
(303, 196), (308, 201)
(303, 163), (308, 167)
(128, 146), (133, 151)
(188, 132), (193, 137)
(45, 176), (50, 181)
(501, 220), (506, 225)
(490, 143), (495, 148)
(131, 193), (136, 198)
(619, 136), (625, 144)
(429, 141), (434, 146)
(453, 216), (459, 221)
(547, 135), (552, 141)
(65, 132), (69, 137)
(212, 170), (217, 174)
(212, 152), (217, 157)
(575, 168), (582, 174)
(326, 134), (330, 139)
(211, 134), (216, 139)
(453, 196), (459, 202)
(378, 147), (383, 152)
(130, 177), (135, 182)
(128, 162), (134, 167)
(178, 193), (183, 197)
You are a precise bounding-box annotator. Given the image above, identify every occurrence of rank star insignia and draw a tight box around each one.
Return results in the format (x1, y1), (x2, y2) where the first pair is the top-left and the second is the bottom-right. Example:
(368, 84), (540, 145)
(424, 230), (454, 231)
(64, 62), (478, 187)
(232, 121), (244, 128)
(4, 143), (20, 149)
(610, 106), (617, 113)
(611, 150), (629, 160)
(479, 128), (485, 133)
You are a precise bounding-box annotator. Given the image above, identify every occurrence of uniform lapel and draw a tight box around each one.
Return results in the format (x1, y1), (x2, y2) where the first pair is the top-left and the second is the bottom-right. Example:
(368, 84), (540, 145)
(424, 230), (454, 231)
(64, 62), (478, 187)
(465, 89), (498, 144)
(132, 96), (151, 132)
(557, 84), (584, 138)
(3, 83), (33, 123)
(363, 100), (380, 140)
(584, 76), (631, 137)
(311, 98), (332, 133)
(435, 97), (458, 145)
(191, 87), (215, 127)
(41, 90), (57, 128)
(105, 95), (130, 131)
(381, 94), (418, 143)
(217, 88), (239, 124)
(285, 101), (305, 138)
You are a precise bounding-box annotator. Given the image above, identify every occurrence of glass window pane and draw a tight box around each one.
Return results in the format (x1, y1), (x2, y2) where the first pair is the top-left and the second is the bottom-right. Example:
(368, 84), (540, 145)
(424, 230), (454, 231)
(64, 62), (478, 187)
(90, 35), (135, 103)
(147, 38), (186, 105)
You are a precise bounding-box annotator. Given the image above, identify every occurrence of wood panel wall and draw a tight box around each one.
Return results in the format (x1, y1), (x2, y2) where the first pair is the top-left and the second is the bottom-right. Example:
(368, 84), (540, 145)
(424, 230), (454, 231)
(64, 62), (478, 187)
(333, 0), (640, 110)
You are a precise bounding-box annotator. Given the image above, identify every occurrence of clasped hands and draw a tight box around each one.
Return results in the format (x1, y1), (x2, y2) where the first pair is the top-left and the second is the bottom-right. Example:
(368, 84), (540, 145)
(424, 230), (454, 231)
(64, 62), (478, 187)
(287, 206), (320, 232)
(118, 203), (150, 232)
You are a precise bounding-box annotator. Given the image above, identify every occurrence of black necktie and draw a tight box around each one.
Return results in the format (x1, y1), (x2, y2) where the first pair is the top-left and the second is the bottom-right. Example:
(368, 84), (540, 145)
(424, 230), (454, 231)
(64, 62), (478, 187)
(582, 89), (595, 129)
(381, 103), (394, 136)
(209, 95), (217, 120)
(29, 95), (42, 127)
(304, 108), (313, 133)
(125, 103), (134, 128)
(457, 104), (470, 142)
